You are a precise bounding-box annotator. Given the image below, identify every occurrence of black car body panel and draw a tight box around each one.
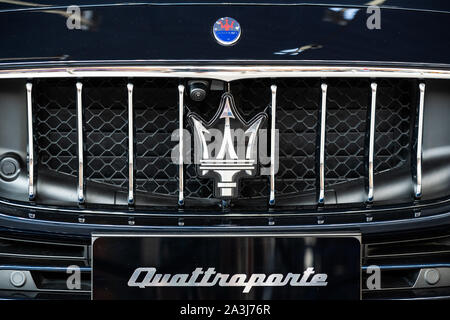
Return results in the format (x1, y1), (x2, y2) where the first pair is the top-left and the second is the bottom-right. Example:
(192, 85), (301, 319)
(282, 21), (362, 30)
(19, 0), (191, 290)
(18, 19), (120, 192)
(0, 1), (449, 300)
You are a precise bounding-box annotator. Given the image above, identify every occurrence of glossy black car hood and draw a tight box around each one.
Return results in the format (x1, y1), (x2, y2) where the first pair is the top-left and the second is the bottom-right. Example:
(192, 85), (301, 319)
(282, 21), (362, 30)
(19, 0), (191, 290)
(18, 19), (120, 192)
(0, 1), (449, 67)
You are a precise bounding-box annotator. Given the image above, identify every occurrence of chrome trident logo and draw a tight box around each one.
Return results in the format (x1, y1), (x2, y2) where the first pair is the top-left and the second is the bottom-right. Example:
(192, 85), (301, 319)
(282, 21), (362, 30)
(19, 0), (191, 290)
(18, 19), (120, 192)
(188, 93), (267, 198)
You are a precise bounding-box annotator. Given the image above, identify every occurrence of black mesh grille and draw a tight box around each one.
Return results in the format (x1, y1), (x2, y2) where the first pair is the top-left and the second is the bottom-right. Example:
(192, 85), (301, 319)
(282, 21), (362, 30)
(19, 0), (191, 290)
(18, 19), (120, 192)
(231, 78), (321, 197)
(33, 77), (414, 202)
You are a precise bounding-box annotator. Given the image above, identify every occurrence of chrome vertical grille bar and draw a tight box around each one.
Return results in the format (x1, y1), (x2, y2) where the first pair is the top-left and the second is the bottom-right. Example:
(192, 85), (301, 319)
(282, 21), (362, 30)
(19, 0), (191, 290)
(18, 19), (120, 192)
(367, 82), (377, 202)
(178, 84), (185, 205)
(127, 83), (134, 205)
(76, 82), (85, 204)
(26, 83), (35, 200)
(269, 84), (277, 205)
(415, 82), (425, 198)
(318, 83), (328, 204)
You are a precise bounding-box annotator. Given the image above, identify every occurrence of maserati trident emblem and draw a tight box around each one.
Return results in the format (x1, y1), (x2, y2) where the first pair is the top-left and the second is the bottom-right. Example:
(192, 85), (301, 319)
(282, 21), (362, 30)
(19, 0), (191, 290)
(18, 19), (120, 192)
(213, 17), (241, 46)
(188, 93), (267, 199)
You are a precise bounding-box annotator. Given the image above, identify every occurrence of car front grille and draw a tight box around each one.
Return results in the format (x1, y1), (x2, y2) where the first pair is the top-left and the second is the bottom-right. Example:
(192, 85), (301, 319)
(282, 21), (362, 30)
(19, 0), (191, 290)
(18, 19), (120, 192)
(32, 77), (415, 207)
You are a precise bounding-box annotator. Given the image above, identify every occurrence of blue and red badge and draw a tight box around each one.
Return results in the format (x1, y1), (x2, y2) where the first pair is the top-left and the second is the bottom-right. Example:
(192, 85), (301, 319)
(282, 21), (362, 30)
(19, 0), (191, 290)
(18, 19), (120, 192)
(212, 17), (241, 46)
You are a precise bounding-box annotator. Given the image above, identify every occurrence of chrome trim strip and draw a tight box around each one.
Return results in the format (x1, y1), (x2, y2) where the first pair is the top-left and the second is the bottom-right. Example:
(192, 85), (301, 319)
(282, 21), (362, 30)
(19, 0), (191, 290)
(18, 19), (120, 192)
(26, 83), (35, 200)
(416, 83), (426, 198)
(367, 82), (377, 202)
(1, 66), (450, 82)
(269, 84), (277, 205)
(76, 82), (85, 204)
(127, 83), (134, 205)
(318, 83), (327, 204)
(178, 84), (185, 206)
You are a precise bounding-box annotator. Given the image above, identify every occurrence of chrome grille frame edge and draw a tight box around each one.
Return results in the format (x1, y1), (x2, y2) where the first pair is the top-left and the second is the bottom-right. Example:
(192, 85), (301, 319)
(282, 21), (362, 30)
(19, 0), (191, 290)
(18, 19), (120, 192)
(0, 65), (448, 222)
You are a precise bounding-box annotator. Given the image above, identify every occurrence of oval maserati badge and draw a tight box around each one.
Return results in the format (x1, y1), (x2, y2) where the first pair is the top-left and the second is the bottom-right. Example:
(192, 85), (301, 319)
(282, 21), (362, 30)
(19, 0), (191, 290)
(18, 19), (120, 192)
(213, 17), (241, 46)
